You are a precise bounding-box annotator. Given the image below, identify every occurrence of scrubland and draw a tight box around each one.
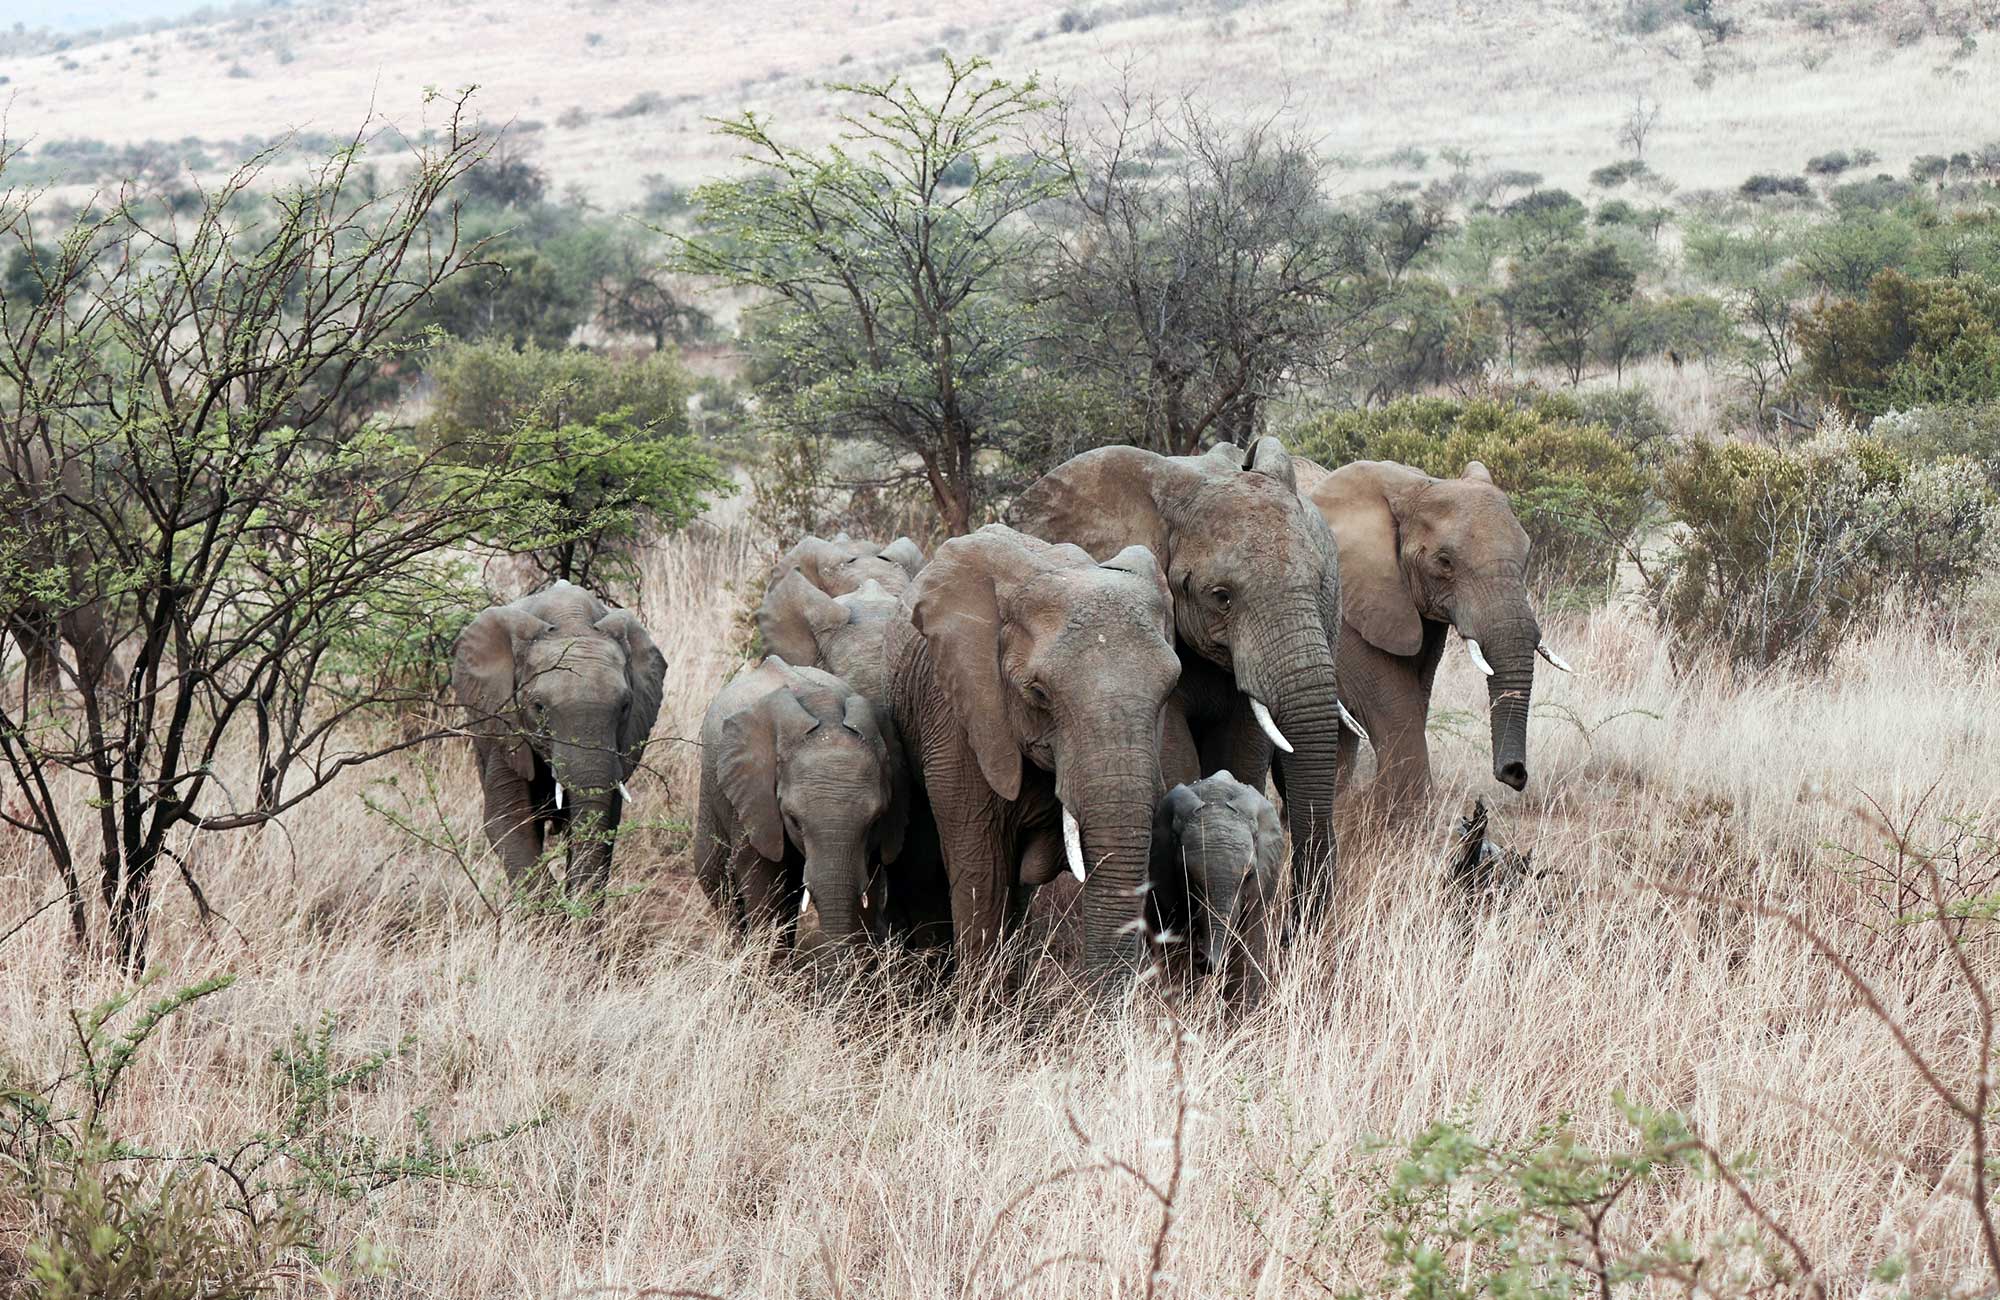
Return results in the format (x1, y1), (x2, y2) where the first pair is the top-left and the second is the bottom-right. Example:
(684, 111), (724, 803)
(3, 520), (1995, 1296)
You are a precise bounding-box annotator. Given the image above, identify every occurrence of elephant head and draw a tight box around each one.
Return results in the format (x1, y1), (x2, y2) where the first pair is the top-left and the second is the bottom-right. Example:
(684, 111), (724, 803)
(714, 658), (908, 947)
(1312, 460), (1572, 791)
(1009, 439), (1344, 891)
(906, 525), (1181, 977)
(773, 533), (927, 598)
(1152, 772), (1286, 1002)
(755, 571), (901, 707)
(452, 581), (666, 891)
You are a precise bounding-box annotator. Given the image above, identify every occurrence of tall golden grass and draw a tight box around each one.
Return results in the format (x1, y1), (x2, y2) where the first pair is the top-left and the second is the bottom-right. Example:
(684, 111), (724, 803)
(2, 522), (1995, 1295)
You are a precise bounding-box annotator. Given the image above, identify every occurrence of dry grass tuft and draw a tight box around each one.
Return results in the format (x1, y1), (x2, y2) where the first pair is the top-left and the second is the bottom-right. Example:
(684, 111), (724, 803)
(3, 524), (1997, 1294)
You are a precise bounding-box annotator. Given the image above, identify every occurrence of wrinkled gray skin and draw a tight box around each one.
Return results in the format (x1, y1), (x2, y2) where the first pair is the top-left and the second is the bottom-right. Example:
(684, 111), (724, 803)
(1298, 458), (1558, 803)
(1150, 772), (1286, 1007)
(771, 532), (926, 599)
(887, 525), (1181, 989)
(757, 568), (954, 950)
(696, 657), (908, 955)
(452, 582), (666, 896)
(1009, 437), (1344, 920)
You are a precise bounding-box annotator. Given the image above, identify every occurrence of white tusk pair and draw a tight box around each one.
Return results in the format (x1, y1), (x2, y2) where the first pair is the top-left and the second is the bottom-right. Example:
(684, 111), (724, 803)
(1337, 700), (1370, 744)
(1464, 638), (1495, 677)
(553, 781), (564, 810)
(1249, 698), (1293, 754)
(1537, 641), (1576, 674)
(1062, 807), (1086, 883)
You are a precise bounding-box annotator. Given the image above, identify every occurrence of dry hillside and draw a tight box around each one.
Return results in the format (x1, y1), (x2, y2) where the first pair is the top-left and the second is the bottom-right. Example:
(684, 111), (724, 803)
(7, 0), (2000, 205)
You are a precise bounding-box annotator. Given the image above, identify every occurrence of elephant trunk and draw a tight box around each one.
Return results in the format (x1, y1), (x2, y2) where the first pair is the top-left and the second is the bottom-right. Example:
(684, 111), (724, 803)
(1238, 597), (1343, 918)
(1458, 590), (1540, 791)
(549, 727), (625, 897)
(801, 839), (872, 948)
(1059, 700), (1165, 988)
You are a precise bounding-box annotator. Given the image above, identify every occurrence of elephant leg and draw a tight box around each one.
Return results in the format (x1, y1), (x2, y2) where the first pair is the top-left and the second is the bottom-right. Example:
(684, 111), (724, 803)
(1161, 703), (1201, 791)
(694, 774), (735, 923)
(1340, 636), (1432, 809)
(1209, 696), (1275, 796)
(738, 849), (802, 949)
(932, 803), (1011, 978)
(476, 750), (543, 883)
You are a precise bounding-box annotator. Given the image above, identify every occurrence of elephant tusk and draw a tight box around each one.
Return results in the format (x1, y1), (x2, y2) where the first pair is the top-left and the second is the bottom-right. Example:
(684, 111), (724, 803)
(553, 781), (564, 810)
(1337, 699), (1370, 744)
(1537, 641), (1575, 674)
(800, 886), (812, 917)
(1062, 807), (1086, 883)
(1464, 638), (1495, 677)
(1249, 699), (1293, 754)
(618, 781), (635, 803)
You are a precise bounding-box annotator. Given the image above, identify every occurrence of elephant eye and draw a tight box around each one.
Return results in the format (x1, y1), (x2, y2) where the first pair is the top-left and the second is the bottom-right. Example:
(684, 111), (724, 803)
(1435, 551), (1454, 573)
(1210, 586), (1232, 610)
(1025, 681), (1052, 709)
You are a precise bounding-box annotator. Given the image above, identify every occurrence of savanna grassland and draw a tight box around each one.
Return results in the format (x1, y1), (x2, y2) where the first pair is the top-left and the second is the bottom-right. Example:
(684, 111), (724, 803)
(4, 526), (1999, 1296)
(5, 0), (2000, 1296)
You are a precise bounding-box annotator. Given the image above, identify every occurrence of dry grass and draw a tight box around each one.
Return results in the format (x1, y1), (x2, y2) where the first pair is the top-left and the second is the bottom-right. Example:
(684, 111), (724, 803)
(8, 0), (2000, 208)
(2, 519), (1997, 1295)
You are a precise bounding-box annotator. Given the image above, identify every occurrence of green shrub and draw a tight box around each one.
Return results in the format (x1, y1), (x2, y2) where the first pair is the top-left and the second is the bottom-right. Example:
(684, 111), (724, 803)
(1649, 416), (1999, 670)
(1289, 394), (1648, 598)
(1870, 401), (2000, 488)
(1796, 270), (2000, 416)
(1740, 173), (1812, 201)
(424, 342), (731, 590)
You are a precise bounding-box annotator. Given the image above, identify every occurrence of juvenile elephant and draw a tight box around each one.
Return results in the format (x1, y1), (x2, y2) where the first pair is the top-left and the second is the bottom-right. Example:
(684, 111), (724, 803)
(696, 656), (909, 952)
(452, 582), (666, 894)
(1299, 459), (1575, 803)
(755, 572), (902, 708)
(1151, 772), (1286, 1006)
(772, 533), (926, 598)
(1009, 438), (1344, 917)
(886, 525), (1181, 986)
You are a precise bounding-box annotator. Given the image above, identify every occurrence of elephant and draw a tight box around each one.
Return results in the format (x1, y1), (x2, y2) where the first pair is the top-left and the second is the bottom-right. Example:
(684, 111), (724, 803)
(1, 446), (115, 696)
(1008, 437), (1345, 919)
(885, 524), (1182, 987)
(451, 581), (666, 895)
(755, 572), (902, 709)
(695, 656), (909, 953)
(772, 533), (926, 598)
(1150, 772), (1286, 1007)
(1297, 458), (1574, 804)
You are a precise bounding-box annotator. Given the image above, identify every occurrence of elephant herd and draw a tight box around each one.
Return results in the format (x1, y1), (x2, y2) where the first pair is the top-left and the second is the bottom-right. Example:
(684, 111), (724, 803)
(452, 438), (1573, 1001)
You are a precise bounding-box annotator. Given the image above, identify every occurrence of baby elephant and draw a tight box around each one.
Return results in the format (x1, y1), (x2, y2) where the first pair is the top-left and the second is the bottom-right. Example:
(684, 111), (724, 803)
(696, 657), (909, 954)
(1150, 773), (1285, 1005)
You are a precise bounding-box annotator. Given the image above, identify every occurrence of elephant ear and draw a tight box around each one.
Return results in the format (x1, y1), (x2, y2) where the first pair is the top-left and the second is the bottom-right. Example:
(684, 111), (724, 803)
(910, 527), (1050, 802)
(775, 536), (839, 593)
(594, 609), (667, 780)
(1462, 460), (1495, 484)
(452, 606), (552, 782)
(1007, 445), (1171, 565)
(880, 536), (927, 582)
(757, 568), (848, 667)
(845, 693), (910, 863)
(721, 684), (815, 861)
(1240, 436), (1298, 493)
(1098, 543), (1174, 643)
(1317, 461), (1427, 658)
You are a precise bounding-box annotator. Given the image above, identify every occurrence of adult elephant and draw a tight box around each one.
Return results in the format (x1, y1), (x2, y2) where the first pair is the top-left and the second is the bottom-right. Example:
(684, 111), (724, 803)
(452, 581), (666, 895)
(886, 525), (1181, 987)
(695, 656), (908, 953)
(1300, 459), (1574, 803)
(1008, 438), (1344, 917)
(772, 533), (926, 598)
(755, 573), (901, 708)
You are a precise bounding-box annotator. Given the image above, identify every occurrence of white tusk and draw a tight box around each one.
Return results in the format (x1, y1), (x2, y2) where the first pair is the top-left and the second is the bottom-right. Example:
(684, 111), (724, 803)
(619, 781), (634, 802)
(553, 781), (564, 810)
(1337, 699), (1370, 744)
(800, 886), (812, 917)
(1249, 699), (1293, 754)
(1465, 638), (1495, 677)
(1537, 641), (1575, 674)
(1062, 807), (1086, 883)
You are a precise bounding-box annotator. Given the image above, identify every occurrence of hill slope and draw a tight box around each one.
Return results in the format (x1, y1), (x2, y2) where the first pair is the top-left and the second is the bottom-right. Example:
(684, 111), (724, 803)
(5, 0), (1999, 205)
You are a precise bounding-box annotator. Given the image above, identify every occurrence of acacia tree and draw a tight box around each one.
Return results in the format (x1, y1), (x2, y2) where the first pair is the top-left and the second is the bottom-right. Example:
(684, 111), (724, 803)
(0, 97), (537, 966)
(1040, 86), (1386, 455)
(672, 56), (1060, 534)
